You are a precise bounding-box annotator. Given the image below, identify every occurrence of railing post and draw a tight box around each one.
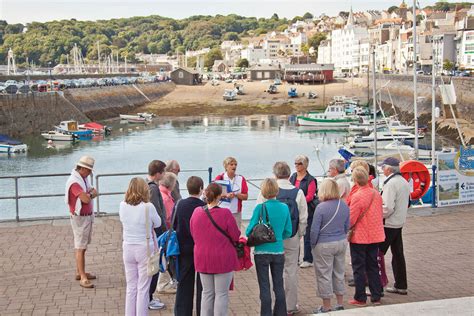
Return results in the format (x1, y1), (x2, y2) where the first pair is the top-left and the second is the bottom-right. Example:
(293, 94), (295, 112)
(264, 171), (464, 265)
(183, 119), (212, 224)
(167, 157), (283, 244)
(95, 175), (100, 217)
(431, 165), (437, 208)
(208, 167), (213, 184)
(14, 177), (19, 222)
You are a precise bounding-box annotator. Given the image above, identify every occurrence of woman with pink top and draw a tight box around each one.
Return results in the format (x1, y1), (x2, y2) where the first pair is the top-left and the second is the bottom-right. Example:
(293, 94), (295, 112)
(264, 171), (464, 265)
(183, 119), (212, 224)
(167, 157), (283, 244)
(190, 183), (241, 316)
(348, 167), (385, 307)
(159, 172), (177, 228)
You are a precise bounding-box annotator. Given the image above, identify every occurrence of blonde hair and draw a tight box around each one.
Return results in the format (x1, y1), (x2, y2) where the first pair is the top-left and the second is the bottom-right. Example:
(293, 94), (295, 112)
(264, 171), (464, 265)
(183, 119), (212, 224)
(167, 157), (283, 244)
(318, 178), (341, 202)
(159, 172), (177, 190)
(125, 177), (150, 206)
(260, 178), (279, 199)
(352, 167), (369, 186)
(350, 160), (369, 172)
(223, 156), (237, 169)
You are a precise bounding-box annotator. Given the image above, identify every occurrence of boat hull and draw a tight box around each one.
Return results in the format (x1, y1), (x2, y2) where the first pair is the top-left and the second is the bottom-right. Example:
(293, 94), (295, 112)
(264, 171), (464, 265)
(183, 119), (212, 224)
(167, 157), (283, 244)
(297, 116), (355, 127)
(41, 133), (76, 141)
(0, 143), (28, 153)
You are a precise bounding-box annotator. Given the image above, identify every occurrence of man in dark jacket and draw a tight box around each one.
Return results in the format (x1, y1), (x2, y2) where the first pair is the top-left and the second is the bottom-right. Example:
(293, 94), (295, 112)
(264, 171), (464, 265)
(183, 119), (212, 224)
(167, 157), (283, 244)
(147, 160), (166, 310)
(173, 176), (206, 316)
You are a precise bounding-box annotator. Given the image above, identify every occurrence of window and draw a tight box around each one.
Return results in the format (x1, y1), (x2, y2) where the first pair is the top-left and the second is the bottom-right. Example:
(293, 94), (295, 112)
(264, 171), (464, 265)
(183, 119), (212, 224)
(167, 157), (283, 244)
(465, 44), (474, 52)
(257, 72), (262, 79)
(178, 71), (184, 78)
(264, 72), (271, 79)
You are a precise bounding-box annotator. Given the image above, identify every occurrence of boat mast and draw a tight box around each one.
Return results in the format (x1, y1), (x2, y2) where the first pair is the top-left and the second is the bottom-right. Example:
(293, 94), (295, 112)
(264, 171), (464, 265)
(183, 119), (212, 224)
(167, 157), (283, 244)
(372, 47), (378, 176)
(413, 0), (419, 159)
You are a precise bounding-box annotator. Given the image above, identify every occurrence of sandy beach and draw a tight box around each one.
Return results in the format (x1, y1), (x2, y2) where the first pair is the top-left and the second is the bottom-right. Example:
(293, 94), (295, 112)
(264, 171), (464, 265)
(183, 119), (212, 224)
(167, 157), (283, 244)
(142, 79), (367, 116)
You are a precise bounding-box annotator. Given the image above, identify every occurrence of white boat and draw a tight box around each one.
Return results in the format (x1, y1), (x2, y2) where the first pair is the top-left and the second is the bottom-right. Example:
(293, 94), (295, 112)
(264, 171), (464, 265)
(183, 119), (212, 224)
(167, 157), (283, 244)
(297, 104), (359, 128)
(120, 113), (153, 122)
(41, 131), (77, 141)
(223, 89), (237, 101)
(55, 120), (93, 137)
(349, 131), (425, 148)
(0, 134), (28, 154)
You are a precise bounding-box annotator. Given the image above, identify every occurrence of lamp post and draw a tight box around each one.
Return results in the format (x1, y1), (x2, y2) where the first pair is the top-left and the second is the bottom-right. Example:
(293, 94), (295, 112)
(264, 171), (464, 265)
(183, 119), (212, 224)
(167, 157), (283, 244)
(413, 0), (419, 159)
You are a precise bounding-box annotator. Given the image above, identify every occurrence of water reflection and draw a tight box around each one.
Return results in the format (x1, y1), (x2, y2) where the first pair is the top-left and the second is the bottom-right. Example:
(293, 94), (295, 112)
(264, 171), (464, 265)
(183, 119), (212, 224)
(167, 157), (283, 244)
(0, 115), (348, 220)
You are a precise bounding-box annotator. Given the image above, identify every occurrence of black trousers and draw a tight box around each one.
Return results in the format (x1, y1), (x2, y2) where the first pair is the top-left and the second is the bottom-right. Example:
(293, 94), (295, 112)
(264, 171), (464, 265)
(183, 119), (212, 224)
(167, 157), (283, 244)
(303, 210), (314, 263)
(350, 243), (382, 302)
(379, 227), (407, 290)
(174, 254), (202, 316)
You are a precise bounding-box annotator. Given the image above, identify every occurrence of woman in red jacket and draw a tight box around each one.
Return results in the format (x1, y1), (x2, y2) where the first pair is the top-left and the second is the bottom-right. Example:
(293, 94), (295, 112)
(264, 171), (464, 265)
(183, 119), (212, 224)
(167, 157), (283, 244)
(348, 167), (385, 307)
(190, 183), (241, 316)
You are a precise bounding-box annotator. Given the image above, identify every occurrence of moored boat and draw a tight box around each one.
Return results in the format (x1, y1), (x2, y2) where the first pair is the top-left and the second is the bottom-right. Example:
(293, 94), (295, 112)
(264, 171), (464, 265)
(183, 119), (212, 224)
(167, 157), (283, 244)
(55, 120), (93, 138)
(41, 131), (77, 141)
(349, 130), (425, 148)
(297, 104), (359, 128)
(0, 134), (28, 154)
(79, 122), (112, 135)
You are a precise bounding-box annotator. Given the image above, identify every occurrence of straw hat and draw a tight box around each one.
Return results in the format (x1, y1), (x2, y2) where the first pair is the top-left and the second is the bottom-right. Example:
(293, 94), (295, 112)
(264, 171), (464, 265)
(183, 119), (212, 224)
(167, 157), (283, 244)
(77, 156), (95, 171)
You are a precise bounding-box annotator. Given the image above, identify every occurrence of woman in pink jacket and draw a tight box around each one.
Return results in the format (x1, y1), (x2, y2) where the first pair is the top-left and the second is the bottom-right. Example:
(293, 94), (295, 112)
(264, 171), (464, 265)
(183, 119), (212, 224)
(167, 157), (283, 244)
(348, 167), (385, 307)
(159, 172), (177, 228)
(190, 183), (241, 316)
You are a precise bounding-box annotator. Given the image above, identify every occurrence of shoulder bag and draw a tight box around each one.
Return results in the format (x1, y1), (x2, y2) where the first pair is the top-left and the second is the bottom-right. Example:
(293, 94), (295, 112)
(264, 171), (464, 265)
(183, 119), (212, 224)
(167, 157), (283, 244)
(247, 202), (276, 247)
(347, 192), (376, 242)
(145, 205), (161, 277)
(320, 199), (341, 232)
(203, 205), (245, 258)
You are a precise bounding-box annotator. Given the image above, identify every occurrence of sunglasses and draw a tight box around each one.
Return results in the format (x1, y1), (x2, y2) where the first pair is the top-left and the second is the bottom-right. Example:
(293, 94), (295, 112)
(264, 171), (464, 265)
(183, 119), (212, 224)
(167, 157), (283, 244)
(294, 162), (303, 166)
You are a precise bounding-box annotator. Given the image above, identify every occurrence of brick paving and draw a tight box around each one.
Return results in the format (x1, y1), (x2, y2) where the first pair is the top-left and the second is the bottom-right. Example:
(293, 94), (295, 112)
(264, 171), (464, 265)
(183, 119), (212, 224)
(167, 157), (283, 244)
(0, 206), (473, 315)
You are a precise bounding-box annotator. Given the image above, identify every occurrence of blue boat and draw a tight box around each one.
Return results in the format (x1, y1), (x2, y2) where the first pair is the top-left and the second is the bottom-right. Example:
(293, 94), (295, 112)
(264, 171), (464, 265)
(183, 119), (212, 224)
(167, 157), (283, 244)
(0, 134), (28, 154)
(55, 120), (93, 139)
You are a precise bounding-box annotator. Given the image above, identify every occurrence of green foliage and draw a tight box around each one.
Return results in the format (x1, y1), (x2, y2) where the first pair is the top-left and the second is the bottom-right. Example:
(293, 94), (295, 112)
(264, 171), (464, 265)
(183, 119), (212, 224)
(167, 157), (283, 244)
(302, 12), (314, 20)
(0, 14), (289, 66)
(425, 1), (473, 11)
(308, 32), (327, 50)
(388, 6), (399, 14)
(236, 58), (249, 68)
(204, 47), (223, 68)
(443, 59), (454, 71)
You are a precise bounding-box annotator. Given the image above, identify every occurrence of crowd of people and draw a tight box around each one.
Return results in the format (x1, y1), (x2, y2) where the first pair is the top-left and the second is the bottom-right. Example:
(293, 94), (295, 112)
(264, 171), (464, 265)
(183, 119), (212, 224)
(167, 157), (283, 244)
(65, 154), (411, 315)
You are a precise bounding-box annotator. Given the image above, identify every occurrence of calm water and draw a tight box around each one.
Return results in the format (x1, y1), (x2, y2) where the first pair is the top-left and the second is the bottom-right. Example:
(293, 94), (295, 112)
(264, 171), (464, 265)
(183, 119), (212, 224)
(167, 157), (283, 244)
(0, 115), (350, 220)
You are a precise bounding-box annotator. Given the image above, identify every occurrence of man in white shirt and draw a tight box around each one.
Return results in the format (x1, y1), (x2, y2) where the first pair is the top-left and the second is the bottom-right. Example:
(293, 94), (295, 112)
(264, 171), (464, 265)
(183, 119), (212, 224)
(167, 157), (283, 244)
(257, 161), (307, 314)
(328, 159), (351, 201)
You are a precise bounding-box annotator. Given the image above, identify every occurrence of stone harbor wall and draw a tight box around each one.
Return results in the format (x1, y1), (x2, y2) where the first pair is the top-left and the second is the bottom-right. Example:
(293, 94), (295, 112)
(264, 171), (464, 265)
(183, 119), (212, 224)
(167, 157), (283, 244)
(0, 82), (175, 137)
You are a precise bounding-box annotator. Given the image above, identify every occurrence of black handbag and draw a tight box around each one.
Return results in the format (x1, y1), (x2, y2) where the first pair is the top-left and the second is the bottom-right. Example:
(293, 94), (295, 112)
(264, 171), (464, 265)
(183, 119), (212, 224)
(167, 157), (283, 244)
(247, 203), (276, 247)
(203, 206), (245, 258)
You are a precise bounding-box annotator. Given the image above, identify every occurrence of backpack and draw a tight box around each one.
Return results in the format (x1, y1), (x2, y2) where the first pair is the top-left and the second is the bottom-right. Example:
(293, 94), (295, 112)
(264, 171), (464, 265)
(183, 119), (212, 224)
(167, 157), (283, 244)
(277, 187), (300, 237)
(157, 200), (181, 280)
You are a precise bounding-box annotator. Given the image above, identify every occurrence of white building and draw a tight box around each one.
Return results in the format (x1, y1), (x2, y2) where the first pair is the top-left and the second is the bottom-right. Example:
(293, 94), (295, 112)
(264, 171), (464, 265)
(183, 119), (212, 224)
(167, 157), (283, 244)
(317, 39), (332, 64)
(456, 6), (474, 70)
(330, 9), (370, 73)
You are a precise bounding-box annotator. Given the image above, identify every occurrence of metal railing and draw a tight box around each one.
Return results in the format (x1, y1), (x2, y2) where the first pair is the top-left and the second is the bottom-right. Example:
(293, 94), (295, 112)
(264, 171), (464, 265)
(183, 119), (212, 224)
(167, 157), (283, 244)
(0, 168), (212, 222)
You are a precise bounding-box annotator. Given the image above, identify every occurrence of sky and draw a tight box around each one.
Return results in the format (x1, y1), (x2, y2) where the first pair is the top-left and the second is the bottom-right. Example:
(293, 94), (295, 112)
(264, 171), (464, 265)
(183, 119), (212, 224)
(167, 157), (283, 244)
(1, 0), (442, 24)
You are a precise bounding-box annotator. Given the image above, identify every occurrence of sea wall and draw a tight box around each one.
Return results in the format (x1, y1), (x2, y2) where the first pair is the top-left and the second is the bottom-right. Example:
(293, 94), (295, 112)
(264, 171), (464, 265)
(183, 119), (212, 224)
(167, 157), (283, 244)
(0, 82), (175, 137)
(354, 75), (474, 123)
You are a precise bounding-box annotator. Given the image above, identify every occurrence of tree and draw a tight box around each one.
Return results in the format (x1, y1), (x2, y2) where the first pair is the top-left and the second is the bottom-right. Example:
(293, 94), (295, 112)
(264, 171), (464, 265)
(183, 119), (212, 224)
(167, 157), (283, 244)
(443, 59), (454, 71)
(236, 58), (249, 68)
(339, 11), (349, 18)
(388, 6), (399, 14)
(223, 32), (239, 41)
(291, 16), (303, 23)
(302, 12), (314, 20)
(308, 32), (327, 50)
(204, 47), (223, 68)
(5, 23), (24, 34)
(271, 13), (279, 20)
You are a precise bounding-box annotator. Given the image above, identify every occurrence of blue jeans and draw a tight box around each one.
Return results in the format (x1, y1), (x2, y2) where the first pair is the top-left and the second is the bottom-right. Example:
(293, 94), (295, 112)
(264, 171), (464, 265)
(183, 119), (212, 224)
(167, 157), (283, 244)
(303, 210), (314, 263)
(254, 254), (287, 316)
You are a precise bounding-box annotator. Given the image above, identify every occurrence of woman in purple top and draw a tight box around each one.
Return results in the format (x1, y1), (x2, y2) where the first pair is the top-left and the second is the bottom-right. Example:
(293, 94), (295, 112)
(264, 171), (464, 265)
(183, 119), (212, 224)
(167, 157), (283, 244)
(310, 179), (350, 313)
(190, 183), (240, 316)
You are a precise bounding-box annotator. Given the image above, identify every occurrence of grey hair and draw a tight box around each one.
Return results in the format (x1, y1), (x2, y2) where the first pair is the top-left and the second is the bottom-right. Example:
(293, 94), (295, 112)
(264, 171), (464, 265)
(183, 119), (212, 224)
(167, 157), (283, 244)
(159, 172), (177, 189)
(294, 155), (309, 169)
(329, 159), (346, 174)
(273, 161), (291, 179)
(385, 165), (400, 174)
(165, 160), (179, 172)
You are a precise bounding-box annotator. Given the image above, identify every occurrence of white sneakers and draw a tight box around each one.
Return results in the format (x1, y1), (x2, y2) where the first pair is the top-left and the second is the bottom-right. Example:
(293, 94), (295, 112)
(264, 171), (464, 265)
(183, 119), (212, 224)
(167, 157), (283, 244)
(299, 261), (314, 268)
(157, 279), (178, 294)
(148, 299), (166, 310)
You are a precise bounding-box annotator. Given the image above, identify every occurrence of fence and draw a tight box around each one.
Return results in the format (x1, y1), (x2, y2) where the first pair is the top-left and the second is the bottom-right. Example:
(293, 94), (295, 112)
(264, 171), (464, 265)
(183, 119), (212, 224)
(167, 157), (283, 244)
(0, 168), (212, 222)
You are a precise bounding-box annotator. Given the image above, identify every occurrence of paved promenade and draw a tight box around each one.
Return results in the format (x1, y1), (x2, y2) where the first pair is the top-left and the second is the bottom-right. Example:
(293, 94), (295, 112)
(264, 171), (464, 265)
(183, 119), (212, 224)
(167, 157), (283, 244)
(1, 206), (473, 315)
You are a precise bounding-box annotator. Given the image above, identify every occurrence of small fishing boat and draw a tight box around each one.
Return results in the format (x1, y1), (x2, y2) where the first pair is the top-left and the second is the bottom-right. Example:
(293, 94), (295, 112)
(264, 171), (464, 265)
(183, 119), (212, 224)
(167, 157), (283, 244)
(297, 104), (359, 128)
(79, 122), (112, 135)
(126, 117), (148, 124)
(120, 113), (154, 121)
(41, 131), (77, 141)
(0, 134), (28, 154)
(349, 131), (425, 148)
(288, 87), (298, 98)
(223, 89), (237, 101)
(55, 120), (93, 138)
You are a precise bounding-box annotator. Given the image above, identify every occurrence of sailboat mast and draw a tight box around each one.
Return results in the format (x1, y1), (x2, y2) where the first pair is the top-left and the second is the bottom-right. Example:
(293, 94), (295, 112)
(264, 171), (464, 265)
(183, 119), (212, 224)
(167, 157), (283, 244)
(372, 47), (378, 174)
(413, 0), (419, 159)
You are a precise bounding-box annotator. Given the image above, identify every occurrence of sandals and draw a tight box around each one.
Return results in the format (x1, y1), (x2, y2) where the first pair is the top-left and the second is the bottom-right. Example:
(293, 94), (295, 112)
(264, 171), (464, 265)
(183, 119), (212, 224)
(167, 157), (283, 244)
(75, 273), (96, 281)
(79, 279), (94, 289)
